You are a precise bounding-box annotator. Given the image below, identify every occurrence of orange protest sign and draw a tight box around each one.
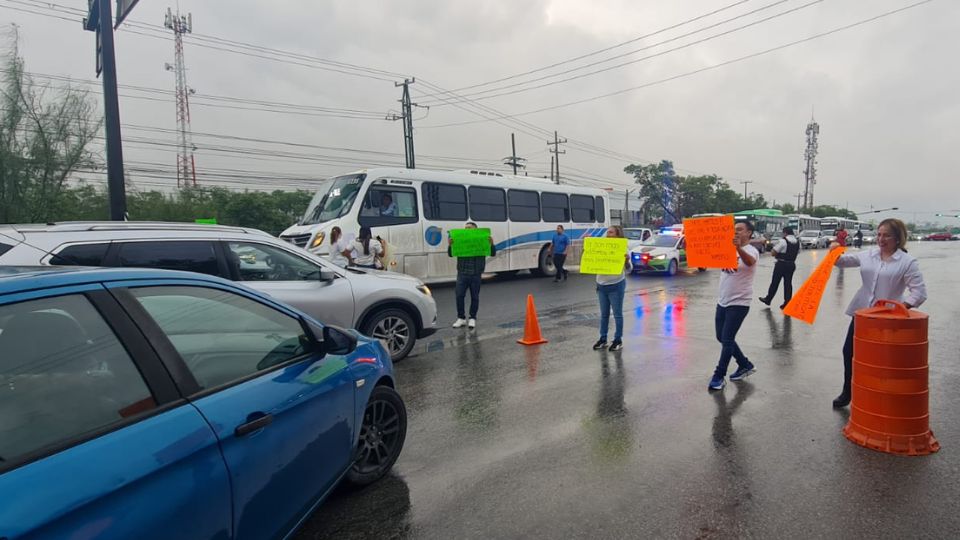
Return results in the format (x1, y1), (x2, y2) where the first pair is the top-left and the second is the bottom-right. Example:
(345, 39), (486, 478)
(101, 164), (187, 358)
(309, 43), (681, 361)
(683, 215), (738, 269)
(784, 247), (847, 324)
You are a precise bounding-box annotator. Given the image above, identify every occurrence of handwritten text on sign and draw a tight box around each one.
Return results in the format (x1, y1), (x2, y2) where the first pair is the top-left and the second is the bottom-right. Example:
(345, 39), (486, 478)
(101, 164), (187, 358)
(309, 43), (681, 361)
(783, 247), (847, 324)
(450, 228), (492, 257)
(580, 237), (628, 274)
(683, 215), (738, 269)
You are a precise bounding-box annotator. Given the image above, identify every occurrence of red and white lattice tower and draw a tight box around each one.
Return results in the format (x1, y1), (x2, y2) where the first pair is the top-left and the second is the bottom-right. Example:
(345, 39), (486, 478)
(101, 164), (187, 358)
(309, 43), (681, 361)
(164, 8), (197, 188)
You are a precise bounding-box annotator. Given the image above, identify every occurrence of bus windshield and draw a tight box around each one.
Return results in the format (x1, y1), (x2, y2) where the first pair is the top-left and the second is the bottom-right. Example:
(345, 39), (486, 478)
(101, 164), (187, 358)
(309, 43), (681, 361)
(300, 174), (364, 225)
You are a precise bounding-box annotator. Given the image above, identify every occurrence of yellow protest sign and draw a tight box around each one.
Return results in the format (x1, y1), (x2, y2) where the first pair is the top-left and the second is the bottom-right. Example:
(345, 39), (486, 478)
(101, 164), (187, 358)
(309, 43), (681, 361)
(580, 237), (628, 274)
(683, 215), (738, 269)
(784, 247), (846, 324)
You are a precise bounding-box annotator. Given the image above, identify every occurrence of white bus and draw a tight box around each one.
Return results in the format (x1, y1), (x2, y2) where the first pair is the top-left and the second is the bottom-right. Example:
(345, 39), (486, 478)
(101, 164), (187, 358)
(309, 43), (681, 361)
(786, 214), (821, 233)
(820, 216), (858, 241)
(280, 168), (611, 282)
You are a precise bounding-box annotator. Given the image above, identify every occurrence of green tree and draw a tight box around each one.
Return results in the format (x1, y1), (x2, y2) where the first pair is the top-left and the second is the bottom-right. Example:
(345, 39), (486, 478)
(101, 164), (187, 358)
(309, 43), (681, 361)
(0, 32), (101, 223)
(624, 160), (679, 223)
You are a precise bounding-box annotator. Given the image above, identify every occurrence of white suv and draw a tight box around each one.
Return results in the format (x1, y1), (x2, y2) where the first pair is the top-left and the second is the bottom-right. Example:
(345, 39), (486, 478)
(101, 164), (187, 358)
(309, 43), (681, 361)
(0, 222), (437, 361)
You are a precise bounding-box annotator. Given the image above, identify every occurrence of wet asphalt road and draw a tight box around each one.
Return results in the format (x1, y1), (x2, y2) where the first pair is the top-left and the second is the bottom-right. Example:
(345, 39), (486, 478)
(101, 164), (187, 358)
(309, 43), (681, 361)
(298, 243), (960, 539)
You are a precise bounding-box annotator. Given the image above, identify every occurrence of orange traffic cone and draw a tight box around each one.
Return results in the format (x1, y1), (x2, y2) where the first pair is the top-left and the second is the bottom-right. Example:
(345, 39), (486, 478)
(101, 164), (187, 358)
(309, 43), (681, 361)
(517, 294), (548, 345)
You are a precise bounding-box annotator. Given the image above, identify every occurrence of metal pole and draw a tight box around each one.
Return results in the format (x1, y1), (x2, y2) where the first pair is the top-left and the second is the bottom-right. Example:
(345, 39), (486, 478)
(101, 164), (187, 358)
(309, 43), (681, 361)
(510, 133), (517, 175)
(553, 131), (560, 184)
(99, 0), (127, 220)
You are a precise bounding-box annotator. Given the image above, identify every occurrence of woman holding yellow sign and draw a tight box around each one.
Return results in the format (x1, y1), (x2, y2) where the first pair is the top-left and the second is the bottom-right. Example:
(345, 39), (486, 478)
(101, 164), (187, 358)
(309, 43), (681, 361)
(829, 218), (927, 408)
(592, 226), (632, 352)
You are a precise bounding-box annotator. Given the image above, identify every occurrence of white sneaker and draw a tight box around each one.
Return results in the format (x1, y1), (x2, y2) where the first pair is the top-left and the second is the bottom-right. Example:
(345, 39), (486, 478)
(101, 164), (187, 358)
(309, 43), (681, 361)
(452, 318), (467, 328)
(468, 318), (476, 329)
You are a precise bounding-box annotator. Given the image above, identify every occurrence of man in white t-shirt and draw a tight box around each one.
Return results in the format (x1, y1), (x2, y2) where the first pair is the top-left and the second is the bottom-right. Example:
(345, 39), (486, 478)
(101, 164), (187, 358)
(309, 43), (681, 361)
(709, 220), (760, 391)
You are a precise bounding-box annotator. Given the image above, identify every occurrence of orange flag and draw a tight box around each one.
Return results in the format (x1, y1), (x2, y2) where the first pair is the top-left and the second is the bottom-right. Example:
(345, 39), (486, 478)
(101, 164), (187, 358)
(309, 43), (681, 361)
(683, 215), (738, 269)
(783, 247), (846, 324)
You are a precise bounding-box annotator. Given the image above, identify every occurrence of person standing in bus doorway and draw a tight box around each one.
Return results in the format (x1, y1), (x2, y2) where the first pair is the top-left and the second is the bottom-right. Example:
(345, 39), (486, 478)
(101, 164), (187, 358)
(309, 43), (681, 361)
(593, 225), (632, 352)
(549, 225), (570, 282)
(448, 222), (496, 329)
(709, 220), (760, 391)
(853, 229), (863, 249)
(328, 226), (353, 267)
(351, 226), (383, 269)
(759, 226), (799, 310)
(835, 225), (849, 247)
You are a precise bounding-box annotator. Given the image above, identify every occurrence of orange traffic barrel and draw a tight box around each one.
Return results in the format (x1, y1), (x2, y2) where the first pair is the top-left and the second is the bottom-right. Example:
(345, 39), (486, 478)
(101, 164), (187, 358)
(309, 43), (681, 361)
(843, 300), (939, 455)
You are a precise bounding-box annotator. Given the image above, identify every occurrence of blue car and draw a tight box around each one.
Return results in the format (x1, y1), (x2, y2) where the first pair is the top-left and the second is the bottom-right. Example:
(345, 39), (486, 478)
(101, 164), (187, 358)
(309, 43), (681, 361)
(0, 267), (407, 539)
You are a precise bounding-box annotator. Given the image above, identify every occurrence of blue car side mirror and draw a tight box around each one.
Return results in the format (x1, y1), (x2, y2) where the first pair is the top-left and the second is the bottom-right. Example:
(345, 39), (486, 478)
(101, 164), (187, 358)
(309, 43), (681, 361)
(307, 321), (357, 356)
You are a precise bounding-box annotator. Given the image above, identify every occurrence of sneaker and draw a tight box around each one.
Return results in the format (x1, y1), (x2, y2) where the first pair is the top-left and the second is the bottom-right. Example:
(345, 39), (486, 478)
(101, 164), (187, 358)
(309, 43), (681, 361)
(452, 318), (466, 328)
(730, 363), (756, 381)
(758, 297), (771, 306)
(832, 391), (851, 408)
(592, 339), (608, 350)
(468, 318), (476, 329)
(608, 340), (623, 352)
(708, 374), (726, 391)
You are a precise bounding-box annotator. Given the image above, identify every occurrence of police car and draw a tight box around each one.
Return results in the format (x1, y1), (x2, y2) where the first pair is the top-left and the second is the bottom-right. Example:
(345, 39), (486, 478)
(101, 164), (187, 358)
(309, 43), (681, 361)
(628, 226), (703, 276)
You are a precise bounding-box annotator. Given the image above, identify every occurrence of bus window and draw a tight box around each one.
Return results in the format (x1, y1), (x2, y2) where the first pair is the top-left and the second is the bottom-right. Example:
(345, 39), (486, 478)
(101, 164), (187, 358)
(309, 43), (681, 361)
(595, 196), (605, 223)
(359, 186), (418, 226)
(541, 192), (569, 222)
(571, 195), (596, 222)
(423, 182), (467, 221)
(469, 186), (507, 222)
(508, 189), (540, 222)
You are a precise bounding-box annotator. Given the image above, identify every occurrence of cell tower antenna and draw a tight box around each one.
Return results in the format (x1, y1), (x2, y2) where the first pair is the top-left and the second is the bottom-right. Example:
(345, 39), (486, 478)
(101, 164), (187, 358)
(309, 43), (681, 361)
(802, 114), (820, 211)
(165, 7), (197, 188)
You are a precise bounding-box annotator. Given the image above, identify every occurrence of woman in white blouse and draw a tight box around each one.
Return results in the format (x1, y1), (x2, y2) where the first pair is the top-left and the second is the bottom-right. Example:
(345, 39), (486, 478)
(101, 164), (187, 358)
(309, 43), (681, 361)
(351, 226), (383, 269)
(830, 218), (927, 408)
(327, 226), (353, 267)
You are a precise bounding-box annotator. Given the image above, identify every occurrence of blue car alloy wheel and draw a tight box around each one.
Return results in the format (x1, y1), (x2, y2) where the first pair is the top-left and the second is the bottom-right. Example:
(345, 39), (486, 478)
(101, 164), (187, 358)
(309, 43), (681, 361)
(347, 386), (408, 486)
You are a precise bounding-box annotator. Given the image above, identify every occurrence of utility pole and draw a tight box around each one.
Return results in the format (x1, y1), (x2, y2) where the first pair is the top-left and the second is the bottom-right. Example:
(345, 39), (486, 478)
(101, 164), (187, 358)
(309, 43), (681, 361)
(802, 114), (820, 211)
(740, 180), (754, 201)
(501, 133), (526, 174)
(387, 79), (421, 169)
(547, 130), (567, 184)
(795, 192), (803, 210)
(84, 0), (127, 220)
(624, 188), (635, 227)
(165, 8), (196, 188)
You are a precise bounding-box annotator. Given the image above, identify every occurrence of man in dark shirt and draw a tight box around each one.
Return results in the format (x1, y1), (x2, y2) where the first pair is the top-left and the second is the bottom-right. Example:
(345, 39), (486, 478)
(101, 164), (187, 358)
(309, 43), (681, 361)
(448, 222), (496, 329)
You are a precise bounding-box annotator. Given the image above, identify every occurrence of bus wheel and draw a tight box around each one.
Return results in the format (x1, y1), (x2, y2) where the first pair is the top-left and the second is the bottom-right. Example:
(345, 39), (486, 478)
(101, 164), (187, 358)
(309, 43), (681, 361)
(533, 246), (555, 277)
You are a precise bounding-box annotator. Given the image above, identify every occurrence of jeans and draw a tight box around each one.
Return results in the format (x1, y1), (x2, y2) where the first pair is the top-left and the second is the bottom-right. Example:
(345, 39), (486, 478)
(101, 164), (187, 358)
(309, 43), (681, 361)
(553, 253), (567, 280)
(714, 305), (750, 377)
(841, 318), (855, 394)
(597, 279), (626, 341)
(455, 274), (482, 319)
(764, 261), (796, 304)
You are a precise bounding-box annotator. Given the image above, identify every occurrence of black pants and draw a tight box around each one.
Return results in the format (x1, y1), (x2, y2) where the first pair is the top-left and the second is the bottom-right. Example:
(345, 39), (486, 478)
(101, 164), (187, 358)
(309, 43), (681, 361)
(764, 261), (796, 305)
(553, 253), (567, 280)
(455, 274), (482, 319)
(714, 305), (751, 377)
(841, 318), (855, 394)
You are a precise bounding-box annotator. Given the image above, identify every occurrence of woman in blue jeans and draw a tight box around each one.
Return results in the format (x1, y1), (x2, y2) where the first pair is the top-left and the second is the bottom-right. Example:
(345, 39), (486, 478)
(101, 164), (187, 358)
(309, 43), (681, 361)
(593, 225), (632, 352)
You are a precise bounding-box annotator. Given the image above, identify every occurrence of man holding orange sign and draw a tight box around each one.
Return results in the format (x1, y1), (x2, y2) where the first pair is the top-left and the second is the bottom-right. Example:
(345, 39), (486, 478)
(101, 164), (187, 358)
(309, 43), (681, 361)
(683, 215), (739, 269)
(708, 220), (760, 392)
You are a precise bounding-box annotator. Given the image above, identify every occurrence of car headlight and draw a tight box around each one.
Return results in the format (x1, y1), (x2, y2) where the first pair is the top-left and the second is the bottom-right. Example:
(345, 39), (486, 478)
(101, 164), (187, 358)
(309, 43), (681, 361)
(417, 284), (432, 297)
(655, 254), (667, 260)
(310, 232), (326, 248)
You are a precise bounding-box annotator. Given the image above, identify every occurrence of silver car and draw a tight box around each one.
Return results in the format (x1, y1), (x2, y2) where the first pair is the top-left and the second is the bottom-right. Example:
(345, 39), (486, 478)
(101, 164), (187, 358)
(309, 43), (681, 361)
(798, 230), (829, 249)
(0, 222), (437, 360)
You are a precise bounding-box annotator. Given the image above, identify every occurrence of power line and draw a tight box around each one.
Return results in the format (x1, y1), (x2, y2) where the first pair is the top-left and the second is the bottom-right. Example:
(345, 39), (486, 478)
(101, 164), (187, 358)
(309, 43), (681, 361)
(414, 0), (752, 98)
(420, 1), (935, 127)
(419, 0), (818, 105)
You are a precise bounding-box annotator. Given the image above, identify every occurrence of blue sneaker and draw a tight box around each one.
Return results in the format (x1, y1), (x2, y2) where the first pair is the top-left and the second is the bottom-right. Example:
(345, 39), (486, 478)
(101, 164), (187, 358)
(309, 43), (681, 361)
(708, 374), (725, 391)
(730, 363), (756, 382)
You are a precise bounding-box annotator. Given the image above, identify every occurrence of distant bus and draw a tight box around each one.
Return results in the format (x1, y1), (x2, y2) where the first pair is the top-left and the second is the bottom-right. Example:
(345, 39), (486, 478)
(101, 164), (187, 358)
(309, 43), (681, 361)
(734, 209), (790, 237)
(786, 214), (821, 233)
(820, 216), (858, 241)
(280, 168), (611, 282)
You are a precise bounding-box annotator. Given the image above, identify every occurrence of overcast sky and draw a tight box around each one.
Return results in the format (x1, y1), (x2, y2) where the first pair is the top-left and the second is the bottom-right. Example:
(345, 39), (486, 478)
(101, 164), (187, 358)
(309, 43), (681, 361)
(4, 0), (958, 224)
